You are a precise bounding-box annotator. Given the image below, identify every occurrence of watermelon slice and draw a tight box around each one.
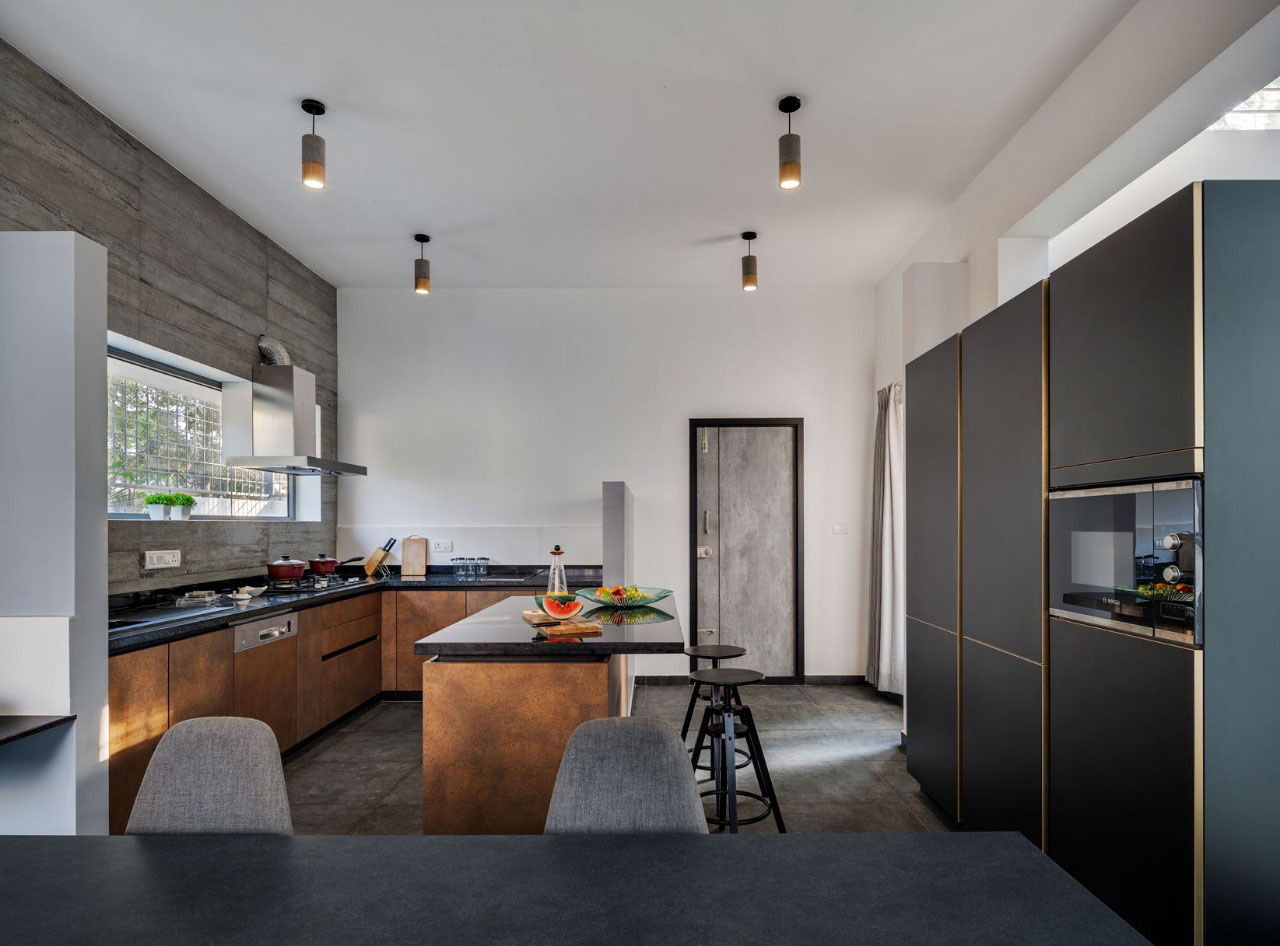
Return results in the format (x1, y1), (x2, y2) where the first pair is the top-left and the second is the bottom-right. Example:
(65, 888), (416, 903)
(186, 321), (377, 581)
(540, 596), (583, 620)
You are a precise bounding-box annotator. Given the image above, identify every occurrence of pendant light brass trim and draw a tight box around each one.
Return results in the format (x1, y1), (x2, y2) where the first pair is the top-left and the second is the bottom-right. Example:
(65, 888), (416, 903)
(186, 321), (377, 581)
(414, 234), (431, 295)
(741, 231), (758, 291)
(301, 99), (327, 190)
(778, 96), (801, 190)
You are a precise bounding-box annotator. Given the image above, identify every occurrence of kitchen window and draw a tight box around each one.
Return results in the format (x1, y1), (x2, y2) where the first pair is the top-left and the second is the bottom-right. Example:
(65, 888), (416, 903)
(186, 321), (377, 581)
(107, 354), (291, 519)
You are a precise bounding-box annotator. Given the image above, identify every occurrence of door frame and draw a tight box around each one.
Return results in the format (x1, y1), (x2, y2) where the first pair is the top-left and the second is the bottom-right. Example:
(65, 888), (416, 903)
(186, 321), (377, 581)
(688, 418), (805, 684)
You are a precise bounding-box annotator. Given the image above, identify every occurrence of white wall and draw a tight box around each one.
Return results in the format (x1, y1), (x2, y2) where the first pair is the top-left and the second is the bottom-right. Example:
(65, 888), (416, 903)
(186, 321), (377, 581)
(872, 0), (1280, 386)
(1050, 129), (1280, 268)
(338, 287), (876, 677)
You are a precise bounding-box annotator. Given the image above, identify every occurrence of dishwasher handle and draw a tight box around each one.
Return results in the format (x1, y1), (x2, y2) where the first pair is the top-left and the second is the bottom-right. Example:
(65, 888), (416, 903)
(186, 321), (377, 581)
(234, 613), (297, 652)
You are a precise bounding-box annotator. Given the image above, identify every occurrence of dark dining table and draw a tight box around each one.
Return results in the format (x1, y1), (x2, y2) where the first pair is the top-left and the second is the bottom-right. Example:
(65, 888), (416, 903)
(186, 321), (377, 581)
(1, 831), (1144, 945)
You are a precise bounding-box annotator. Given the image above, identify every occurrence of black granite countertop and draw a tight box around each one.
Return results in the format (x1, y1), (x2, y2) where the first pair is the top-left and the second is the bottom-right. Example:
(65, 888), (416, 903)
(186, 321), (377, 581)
(107, 567), (603, 656)
(415, 593), (686, 657)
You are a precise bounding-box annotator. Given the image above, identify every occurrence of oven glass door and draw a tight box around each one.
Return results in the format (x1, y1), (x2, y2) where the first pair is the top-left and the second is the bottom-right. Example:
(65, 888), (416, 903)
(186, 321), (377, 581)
(1048, 480), (1200, 645)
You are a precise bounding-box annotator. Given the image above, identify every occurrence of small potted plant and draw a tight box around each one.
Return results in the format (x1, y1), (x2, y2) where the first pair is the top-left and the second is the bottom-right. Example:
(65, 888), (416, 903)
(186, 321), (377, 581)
(143, 492), (172, 520)
(169, 492), (196, 521)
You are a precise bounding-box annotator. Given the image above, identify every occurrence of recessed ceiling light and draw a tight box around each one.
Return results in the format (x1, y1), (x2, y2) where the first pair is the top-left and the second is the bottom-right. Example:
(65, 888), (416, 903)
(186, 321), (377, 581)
(414, 234), (431, 295)
(778, 95), (801, 191)
(741, 231), (758, 291)
(301, 99), (326, 190)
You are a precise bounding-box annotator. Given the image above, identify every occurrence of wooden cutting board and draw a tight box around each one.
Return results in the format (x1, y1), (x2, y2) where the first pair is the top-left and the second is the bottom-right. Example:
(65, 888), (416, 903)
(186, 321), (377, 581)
(522, 611), (602, 637)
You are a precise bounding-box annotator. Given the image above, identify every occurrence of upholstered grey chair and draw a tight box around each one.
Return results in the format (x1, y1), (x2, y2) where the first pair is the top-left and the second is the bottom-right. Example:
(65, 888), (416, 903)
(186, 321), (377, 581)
(126, 717), (293, 835)
(544, 716), (708, 834)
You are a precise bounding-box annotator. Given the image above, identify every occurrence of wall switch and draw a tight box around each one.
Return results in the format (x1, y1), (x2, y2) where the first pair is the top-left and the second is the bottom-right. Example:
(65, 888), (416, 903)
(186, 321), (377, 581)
(831, 522), (849, 535)
(145, 549), (181, 569)
(432, 540), (453, 553)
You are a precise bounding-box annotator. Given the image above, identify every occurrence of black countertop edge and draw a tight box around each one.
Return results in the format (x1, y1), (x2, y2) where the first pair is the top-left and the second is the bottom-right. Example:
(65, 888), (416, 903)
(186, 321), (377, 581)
(416, 642), (687, 657)
(106, 578), (598, 656)
(0, 715), (76, 748)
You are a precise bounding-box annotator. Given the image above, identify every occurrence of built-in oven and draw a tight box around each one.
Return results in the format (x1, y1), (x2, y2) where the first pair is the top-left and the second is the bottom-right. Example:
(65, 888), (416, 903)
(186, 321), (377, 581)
(1049, 478), (1202, 646)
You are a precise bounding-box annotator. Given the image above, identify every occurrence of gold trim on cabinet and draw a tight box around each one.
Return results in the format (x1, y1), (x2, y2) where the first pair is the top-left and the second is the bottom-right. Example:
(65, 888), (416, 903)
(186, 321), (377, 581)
(963, 634), (1043, 668)
(1041, 279), (1050, 852)
(955, 333), (964, 823)
(1194, 647), (1204, 946)
(906, 614), (958, 636)
(1193, 181), (1205, 452)
(1048, 446), (1203, 472)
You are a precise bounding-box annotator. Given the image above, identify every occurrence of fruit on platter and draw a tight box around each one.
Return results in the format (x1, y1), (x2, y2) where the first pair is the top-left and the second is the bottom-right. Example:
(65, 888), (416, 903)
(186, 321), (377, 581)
(594, 585), (647, 605)
(540, 595), (584, 620)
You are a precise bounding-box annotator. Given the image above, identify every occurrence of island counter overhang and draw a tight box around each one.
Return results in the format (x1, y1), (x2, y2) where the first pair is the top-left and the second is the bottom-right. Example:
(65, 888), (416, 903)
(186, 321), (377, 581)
(412, 594), (687, 834)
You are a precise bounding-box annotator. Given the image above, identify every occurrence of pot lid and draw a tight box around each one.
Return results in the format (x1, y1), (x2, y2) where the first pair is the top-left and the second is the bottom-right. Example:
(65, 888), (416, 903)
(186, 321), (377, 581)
(269, 555), (303, 566)
(309, 553), (336, 561)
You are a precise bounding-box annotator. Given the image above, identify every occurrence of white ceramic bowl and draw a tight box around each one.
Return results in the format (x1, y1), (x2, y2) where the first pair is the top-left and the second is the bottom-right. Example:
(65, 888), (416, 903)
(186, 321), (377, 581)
(239, 585), (267, 597)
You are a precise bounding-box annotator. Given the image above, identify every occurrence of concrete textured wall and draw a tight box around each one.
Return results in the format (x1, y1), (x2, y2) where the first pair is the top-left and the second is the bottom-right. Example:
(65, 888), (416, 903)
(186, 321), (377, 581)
(0, 38), (338, 593)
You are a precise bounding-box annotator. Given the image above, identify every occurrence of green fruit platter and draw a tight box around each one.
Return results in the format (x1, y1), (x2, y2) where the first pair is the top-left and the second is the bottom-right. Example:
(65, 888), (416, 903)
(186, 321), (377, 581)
(576, 585), (674, 608)
(582, 605), (675, 626)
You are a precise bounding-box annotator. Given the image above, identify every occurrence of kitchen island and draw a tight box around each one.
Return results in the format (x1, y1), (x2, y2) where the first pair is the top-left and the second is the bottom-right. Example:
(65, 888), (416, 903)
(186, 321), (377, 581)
(413, 593), (686, 834)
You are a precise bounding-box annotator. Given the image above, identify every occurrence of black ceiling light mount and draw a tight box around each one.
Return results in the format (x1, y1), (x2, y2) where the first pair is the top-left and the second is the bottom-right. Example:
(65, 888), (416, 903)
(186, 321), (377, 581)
(414, 234), (431, 295)
(778, 95), (802, 190)
(741, 231), (758, 292)
(301, 99), (327, 190)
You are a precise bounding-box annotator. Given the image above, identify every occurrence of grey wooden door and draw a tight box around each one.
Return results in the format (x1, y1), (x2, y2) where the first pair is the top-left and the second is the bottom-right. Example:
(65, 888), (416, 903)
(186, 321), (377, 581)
(694, 424), (797, 678)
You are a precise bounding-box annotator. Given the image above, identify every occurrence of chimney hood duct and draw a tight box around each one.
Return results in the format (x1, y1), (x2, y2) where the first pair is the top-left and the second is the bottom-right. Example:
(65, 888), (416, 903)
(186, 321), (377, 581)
(222, 363), (366, 476)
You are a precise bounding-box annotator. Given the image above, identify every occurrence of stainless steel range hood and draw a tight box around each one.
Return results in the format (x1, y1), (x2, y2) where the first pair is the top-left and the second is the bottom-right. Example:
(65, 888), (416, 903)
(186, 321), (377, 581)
(223, 364), (367, 476)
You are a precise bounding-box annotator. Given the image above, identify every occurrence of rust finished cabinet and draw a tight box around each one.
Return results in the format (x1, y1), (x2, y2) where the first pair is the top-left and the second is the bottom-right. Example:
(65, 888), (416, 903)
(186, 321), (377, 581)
(168, 629), (233, 725)
(396, 591), (467, 691)
(233, 631), (299, 752)
(107, 645), (169, 835)
(298, 594), (383, 738)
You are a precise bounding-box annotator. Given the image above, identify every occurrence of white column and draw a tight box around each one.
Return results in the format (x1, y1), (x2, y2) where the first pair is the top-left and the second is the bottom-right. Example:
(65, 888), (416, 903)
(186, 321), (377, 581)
(0, 232), (108, 834)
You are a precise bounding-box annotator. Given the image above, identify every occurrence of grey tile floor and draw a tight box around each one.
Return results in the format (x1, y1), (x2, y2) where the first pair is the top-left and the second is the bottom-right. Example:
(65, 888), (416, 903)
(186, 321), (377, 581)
(283, 684), (956, 835)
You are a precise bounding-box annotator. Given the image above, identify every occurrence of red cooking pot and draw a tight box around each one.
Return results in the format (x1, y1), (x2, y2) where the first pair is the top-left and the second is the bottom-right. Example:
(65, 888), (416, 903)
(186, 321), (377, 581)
(308, 554), (362, 575)
(266, 556), (307, 581)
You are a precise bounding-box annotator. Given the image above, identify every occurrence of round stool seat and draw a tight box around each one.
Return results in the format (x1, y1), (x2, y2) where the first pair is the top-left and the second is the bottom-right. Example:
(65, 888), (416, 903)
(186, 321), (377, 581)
(684, 644), (746, 661)
(689, 667), (765, 687)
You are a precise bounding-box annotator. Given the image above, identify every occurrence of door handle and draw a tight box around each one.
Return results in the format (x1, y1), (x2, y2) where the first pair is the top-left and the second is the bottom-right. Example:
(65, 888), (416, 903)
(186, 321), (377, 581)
(703, 510), (709, 534)
(697, 627), (717, 636)
(258, 627), (284, 642)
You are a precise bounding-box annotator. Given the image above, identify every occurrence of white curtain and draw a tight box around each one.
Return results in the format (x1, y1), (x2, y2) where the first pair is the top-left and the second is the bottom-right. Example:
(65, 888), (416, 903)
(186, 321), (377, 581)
(867, 382), (906, 695)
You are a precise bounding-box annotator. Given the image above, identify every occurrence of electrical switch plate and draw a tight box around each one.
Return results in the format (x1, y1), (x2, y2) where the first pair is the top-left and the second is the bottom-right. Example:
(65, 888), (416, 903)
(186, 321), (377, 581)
(831, 522), (849, 535)
(145, 549), (181, 569)
(432, 539), (453, 553)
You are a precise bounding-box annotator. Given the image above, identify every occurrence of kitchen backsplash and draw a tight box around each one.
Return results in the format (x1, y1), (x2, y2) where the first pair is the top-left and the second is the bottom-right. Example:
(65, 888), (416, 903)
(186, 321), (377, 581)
(337, 525), (604, 569)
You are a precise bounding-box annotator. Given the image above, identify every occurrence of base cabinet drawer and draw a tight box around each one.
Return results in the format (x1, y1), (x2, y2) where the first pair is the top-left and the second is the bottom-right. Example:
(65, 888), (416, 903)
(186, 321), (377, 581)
(323, 638), (381, 723)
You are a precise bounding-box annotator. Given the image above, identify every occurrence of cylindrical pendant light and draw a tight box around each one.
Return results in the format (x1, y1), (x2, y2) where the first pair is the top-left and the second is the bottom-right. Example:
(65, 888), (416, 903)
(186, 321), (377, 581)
(741, 231), (758, 291)
(301, 99), (326, 190)
(778, 95), (801, 190)
(414, 234), (431, 295)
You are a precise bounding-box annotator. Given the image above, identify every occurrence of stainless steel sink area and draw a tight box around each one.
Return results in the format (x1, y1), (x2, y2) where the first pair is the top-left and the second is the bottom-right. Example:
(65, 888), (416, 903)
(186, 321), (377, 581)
(108, 604), (238, 633)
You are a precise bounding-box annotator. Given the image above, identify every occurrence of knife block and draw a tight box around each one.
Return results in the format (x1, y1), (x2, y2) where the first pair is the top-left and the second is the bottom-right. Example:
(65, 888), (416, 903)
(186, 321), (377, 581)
(364, 547), (390, 577)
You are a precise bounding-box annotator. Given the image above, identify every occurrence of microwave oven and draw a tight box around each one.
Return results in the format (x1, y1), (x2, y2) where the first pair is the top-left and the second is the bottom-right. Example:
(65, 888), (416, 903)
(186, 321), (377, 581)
(1048, 478), (1202, 647)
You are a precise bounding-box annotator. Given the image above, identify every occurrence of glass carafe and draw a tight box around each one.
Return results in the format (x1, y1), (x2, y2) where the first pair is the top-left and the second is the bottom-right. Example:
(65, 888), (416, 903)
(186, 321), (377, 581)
(547, 545), (567, 595)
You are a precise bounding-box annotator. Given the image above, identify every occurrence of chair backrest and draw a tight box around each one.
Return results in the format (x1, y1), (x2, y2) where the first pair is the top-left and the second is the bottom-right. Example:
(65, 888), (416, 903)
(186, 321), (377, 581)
(126, 717), (293, 835)
(544, 716), (708, 835)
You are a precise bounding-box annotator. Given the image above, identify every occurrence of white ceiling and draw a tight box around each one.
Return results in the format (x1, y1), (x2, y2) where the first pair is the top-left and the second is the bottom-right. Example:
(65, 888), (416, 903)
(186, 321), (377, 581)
(0, 0), (1136, 290)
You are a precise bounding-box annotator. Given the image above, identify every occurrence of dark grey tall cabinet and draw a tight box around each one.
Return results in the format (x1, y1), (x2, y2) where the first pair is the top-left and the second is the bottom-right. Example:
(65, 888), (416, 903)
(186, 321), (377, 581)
(959, 282), (1046, 845)
(904, 335), (959, 820)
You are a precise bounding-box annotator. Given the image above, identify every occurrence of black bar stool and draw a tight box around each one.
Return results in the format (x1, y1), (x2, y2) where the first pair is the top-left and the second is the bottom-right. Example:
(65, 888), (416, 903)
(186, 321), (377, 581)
(688, 667), (786, 834)
(680, 644), (746, 739)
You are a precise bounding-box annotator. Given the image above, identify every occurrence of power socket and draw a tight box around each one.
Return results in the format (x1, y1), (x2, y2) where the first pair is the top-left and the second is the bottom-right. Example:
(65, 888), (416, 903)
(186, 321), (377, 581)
(145, 549), (181, 569)
(431, 539), (453, 553)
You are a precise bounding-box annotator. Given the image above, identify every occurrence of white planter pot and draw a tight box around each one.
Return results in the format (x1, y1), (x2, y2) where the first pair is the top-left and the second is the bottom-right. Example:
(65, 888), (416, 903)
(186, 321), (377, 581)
(170, 505), (191, 521)
(147, 504), (170, 521)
